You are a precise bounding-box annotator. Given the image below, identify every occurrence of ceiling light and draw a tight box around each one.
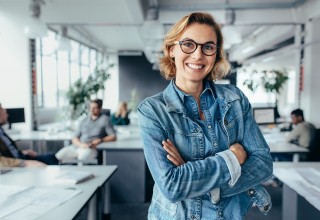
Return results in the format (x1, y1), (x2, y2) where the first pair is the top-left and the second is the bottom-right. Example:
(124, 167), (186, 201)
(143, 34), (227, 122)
(222, 26), (242, 46)
(24, 0), (47, 38)
(241, 46), (255, 54)
(141, 20), (164, 39)
(262, 56), (274, 63)
(57, 26), (71, 52)
(252, 26), (265, 36)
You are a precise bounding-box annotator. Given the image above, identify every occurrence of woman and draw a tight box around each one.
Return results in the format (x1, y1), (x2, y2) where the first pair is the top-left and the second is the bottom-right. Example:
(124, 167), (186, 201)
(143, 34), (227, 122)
(111, 102), (130, 125)
(138, 12), (273, 219)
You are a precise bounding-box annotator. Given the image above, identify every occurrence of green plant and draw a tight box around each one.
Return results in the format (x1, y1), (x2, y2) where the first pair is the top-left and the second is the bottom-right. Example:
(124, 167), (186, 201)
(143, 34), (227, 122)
(66, 64), (114, 119)
(243, 69), (289, 95)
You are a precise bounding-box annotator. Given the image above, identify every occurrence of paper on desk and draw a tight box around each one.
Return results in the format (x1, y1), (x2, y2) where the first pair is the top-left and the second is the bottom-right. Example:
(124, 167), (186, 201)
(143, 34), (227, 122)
(0, 186), (82, 220)
(274, 167), (320, 210)
(0, 185), (32, 198)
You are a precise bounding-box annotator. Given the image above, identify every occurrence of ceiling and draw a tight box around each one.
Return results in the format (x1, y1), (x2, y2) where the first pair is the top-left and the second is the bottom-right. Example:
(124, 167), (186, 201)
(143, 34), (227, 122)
(1, 0), (319, 68)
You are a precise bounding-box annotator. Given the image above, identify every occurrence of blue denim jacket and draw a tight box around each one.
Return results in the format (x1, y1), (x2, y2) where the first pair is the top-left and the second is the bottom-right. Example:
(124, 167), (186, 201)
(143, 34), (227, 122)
(138, 80), (273, 220)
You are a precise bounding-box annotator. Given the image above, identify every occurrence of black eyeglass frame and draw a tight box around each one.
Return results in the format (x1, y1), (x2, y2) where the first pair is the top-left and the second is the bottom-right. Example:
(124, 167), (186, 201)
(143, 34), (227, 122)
(173, 39), (218, 56)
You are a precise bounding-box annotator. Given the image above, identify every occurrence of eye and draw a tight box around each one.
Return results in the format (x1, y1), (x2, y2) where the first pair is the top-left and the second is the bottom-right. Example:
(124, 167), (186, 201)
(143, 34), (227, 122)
(182, 41), (195, 48)
(203, 43), (215, 51)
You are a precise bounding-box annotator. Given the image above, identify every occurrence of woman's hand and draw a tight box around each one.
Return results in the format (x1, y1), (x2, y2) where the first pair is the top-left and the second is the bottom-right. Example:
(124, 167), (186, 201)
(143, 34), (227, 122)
(162, 139), (185, 166)
(229, 143), (247, 165)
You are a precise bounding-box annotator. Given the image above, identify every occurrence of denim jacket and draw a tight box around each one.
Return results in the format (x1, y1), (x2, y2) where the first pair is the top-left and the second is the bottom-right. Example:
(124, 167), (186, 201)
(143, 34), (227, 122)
(138, 80), (273, 220)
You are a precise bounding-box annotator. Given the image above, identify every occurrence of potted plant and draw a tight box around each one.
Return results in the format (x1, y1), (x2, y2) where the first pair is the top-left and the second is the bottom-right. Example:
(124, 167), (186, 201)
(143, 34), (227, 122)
(66, 64), (114, 120)
(243, 69), (289, 117)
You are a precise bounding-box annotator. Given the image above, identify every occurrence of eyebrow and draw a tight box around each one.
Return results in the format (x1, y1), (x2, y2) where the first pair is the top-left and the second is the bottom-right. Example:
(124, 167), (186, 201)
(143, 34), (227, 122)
(180, 38), (216, 45)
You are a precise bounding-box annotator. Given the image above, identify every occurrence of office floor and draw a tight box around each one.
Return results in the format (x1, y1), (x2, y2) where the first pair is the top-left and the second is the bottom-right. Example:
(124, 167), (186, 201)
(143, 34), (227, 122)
(76, 184), (282, 220)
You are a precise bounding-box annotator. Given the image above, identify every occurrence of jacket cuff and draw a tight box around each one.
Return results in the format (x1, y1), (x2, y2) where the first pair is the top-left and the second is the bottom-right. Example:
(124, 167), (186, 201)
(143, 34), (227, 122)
(216, 150), (241, 186)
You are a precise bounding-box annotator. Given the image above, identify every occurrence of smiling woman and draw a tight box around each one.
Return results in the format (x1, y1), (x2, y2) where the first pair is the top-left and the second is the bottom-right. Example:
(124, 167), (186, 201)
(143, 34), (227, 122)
(138, 12), (273, 220)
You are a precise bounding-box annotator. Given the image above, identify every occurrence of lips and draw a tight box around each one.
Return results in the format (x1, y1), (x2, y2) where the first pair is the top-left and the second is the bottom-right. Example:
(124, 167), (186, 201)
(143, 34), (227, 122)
(186, 63), (205, 70)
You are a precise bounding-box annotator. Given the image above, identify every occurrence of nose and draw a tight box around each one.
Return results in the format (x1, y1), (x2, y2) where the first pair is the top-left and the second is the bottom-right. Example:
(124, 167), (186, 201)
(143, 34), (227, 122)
(191, 45), (203, 59)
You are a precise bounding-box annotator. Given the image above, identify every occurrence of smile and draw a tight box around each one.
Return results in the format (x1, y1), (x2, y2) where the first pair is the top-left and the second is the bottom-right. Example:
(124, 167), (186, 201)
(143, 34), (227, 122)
(186, 63), (205, 70)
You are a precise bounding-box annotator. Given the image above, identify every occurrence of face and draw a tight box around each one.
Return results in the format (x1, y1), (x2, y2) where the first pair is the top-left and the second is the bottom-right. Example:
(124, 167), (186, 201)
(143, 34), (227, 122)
(170, 23), (217, 86)
(0, 107), (8, 126)
(291, 114), (302, 125)
(89, 102), (101, 117)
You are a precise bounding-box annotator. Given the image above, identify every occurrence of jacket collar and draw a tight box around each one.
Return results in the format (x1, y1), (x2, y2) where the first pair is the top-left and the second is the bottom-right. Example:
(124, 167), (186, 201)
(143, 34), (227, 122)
(163, 79), (240, 114)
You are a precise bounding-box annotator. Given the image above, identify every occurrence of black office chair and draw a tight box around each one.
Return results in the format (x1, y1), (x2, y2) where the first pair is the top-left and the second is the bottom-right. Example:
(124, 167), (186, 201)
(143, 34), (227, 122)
(306, 128), (320, 161)
(101, 109), (111, 116)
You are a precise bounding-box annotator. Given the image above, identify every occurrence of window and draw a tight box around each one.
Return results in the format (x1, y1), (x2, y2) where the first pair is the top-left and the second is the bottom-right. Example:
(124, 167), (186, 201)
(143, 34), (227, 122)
(36, 30), (100, 109)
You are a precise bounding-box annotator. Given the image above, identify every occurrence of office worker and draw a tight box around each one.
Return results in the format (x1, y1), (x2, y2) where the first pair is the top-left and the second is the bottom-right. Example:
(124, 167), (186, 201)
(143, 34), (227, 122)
(138, 12), (273, 219)
(55, 99), (116, 162)
(286, 108), (316, 148)
(0, 103), (57, 166)
(0, 155), (46, 167)
(111, 101), (130, 125)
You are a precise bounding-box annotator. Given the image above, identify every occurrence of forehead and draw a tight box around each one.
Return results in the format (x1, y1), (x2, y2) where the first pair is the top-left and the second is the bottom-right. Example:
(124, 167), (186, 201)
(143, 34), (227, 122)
(180, 23), (217, 42)
(90, 102), (99, 108)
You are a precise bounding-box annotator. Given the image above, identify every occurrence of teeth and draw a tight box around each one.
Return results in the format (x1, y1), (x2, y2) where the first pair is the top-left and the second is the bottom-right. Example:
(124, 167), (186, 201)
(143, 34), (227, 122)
(187, 63), (203, 70)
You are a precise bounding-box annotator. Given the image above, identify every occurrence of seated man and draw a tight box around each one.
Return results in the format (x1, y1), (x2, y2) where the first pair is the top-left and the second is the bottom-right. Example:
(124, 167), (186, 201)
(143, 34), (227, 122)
(55, 99), (116, 162)
(0, 103), (58, 165)
(0, 155), (46, 167)
(286, 108), (316, 148)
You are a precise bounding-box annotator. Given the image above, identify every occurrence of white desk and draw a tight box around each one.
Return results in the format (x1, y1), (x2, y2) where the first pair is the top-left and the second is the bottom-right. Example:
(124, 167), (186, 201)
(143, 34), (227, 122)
(263, 132), (309, 162)
(10, 130), (74, 154)
(0, 165), (117, 220)
(97, 126), (147, 203)
(274, 162), (320, 220)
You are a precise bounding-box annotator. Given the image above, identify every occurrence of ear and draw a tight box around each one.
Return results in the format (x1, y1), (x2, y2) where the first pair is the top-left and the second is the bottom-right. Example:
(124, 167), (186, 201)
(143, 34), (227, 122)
(169, 46), (174, 58)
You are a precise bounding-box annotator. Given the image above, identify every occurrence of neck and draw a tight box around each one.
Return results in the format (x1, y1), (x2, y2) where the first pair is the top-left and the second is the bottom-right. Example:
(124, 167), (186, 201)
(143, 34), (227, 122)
(175, 80), (204, 101)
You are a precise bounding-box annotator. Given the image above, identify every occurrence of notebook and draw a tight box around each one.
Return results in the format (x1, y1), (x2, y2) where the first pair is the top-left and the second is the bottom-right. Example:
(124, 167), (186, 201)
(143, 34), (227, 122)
(54, 171), (94, 185)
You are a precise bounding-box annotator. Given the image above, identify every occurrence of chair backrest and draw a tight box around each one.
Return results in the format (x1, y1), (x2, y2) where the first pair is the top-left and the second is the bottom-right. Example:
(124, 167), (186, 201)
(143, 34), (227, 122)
(307, 128), (320, 161)
(101, 109), (111, 116)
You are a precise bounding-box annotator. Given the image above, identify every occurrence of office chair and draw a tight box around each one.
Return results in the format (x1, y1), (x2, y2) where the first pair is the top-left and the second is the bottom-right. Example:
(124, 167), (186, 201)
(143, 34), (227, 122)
(306, 129), (320, 161)
(101, 109), (111, 116)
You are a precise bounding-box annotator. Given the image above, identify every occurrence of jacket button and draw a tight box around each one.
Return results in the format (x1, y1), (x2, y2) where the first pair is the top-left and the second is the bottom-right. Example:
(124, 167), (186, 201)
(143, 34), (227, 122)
(264, 204), (270, 211)
(248, 189), (255, 196)
(190, 215), (196, 219)
(218, 211), (223, 216)
(207, 125), (212, 129)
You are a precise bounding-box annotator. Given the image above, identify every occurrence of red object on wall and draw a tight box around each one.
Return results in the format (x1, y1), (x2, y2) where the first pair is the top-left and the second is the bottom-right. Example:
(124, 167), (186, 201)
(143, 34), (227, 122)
(299, 65), (304, 92)
(32, 62), (37, 95)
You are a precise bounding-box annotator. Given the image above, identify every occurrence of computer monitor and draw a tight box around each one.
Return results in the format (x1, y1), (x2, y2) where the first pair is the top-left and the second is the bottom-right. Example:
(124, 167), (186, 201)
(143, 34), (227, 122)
(252, 107), (276, 125)
(6, 108), (25, 129)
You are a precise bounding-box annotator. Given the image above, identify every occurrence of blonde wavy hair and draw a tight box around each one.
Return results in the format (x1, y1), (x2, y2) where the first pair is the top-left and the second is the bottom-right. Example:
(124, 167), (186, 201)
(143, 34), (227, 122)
(159, 12), (231, 81)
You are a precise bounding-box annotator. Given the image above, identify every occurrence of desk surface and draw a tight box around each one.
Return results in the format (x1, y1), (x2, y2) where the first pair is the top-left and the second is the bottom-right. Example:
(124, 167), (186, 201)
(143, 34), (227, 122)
(10, 130), (74, 141)
(98, 125), (143, 150)
(274, 162), (320, 211)
(264, 132), (308, 153)
(0, 165), (117, 220)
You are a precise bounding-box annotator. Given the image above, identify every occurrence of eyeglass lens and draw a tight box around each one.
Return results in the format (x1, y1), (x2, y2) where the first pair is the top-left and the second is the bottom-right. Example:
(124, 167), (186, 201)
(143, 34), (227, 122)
(180, 40), (217, 56)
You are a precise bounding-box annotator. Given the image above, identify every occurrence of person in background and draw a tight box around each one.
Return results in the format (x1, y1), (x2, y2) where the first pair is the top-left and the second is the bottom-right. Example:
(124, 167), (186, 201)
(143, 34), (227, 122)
(286, 108), (316, 148)
(55, 99), (116, 162)
(111, 102), (130, 125)
(0, 155), (45, 167)
(138, 12), (273, 220)
(0, 103), (57, 166)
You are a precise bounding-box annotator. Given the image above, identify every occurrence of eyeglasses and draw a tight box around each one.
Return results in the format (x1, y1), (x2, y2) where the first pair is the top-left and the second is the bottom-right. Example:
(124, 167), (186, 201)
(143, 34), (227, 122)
(173, 39), (218, 56)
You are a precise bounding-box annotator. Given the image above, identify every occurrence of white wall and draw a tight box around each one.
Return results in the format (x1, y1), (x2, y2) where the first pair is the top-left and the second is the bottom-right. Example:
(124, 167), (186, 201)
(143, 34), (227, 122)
(0, 9), (32, 130)
(302, 17), (320, 126)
